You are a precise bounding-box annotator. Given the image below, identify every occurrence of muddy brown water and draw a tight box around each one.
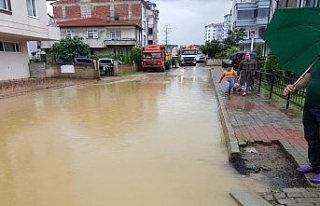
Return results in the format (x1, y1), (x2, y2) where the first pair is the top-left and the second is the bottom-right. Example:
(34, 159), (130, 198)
(0, 67), (249, 206)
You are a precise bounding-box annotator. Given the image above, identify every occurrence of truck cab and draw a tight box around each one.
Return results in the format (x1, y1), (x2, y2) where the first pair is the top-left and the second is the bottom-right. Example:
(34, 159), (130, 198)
(142, 44), (168, 72)
(179, 45), (198, 66)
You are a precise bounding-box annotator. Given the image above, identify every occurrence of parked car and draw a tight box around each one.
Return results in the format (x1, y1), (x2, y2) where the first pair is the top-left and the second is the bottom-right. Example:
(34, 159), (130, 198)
(195, 53), (206, 63)
(98, 58), (114, 76)
(73, 57), (94, 65)
(222, 51), (257, 68)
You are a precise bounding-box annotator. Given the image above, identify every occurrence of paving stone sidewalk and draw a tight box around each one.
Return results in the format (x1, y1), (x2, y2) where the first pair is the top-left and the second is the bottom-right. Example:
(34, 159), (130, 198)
(210, 67), (320, 205)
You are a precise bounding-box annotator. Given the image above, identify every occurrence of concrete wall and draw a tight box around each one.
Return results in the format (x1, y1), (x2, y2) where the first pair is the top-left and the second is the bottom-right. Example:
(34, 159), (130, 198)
(206, 58), (222, 66)
(114, 63), (138, 76)
(29, 62), (138, 79)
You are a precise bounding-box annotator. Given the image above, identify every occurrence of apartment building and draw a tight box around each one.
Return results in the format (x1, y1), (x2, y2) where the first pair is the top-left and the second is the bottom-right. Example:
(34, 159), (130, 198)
(231, 0), (270, 51)
(146, 0), (159, 45)
(204, 23), (225, 42)
(0, 0), (59, 80)
(51, 0), (159, 53)
(204, 12), (231, 43)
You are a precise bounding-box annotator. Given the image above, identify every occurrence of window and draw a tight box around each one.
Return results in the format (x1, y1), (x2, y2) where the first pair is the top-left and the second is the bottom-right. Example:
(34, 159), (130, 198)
(0, 0), (11, 14)
(237, 10), (255, 20)
(148, 28), (153, 35)
(87, 30), (98, 39)
(26, 0), (36, 17)
(0, 41), (20, 52)
(66, 30), (75, 38)
(257, 8), (269, 18)
(110, 31), (121, 40)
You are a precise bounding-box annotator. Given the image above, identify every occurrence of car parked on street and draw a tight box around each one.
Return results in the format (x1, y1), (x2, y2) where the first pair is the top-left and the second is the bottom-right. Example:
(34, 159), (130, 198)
(98, 58), (114, 76)
(195, 53), (206, 63)
(221, 51), (256, 68)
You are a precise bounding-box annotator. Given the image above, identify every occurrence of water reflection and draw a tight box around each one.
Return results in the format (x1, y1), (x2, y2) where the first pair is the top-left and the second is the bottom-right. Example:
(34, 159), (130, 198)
(0, 67), (240, 206)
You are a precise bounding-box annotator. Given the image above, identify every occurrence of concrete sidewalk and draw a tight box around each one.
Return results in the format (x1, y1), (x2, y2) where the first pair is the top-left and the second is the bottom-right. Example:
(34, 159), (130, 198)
(210, 67), (320, 205)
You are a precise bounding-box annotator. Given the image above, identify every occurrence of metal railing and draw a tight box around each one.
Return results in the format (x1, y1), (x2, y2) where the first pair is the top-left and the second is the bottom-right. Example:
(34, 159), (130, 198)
(255, 71), (306, 109)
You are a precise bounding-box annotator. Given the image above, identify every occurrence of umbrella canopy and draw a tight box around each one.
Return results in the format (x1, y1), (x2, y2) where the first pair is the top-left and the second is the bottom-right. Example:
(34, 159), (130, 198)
(261, 8), (320, 75)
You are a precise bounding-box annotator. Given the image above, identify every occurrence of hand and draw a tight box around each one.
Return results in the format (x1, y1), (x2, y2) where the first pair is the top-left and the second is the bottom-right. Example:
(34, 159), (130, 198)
(283, 84), (296, 97)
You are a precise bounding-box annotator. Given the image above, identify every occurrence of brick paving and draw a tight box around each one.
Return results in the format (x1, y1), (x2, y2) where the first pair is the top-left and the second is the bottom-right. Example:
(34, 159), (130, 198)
(211, 67), (320, 205)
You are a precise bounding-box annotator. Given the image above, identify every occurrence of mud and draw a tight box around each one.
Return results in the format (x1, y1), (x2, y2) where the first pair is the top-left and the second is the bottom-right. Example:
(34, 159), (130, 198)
(230, 143), (306, 189)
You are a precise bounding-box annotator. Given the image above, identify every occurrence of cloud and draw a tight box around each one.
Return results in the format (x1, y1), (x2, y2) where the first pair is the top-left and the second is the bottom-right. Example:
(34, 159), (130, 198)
(154, 0), (232, 45)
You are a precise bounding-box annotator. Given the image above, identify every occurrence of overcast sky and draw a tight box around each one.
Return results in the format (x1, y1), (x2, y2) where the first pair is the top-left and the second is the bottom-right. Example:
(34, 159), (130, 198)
(46, 0), (232, 46)
(155, 0), (232, 46)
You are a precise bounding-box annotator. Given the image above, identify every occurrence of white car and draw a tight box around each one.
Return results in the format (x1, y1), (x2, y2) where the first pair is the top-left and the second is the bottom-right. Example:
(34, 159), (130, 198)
(195, 53), (206, 63)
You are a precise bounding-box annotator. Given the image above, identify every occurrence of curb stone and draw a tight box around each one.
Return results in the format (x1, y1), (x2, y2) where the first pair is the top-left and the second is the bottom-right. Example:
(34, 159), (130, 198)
(210, 69), (241, 159)
(230, 190), (272, 206)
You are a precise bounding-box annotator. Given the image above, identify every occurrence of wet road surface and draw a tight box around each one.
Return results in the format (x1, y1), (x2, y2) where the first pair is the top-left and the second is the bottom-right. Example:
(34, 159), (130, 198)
(0, 66), (242, 206)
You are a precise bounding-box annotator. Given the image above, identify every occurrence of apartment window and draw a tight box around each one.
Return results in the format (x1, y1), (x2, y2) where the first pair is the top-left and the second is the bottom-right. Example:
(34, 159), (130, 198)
(237, 10), (255, 20)
(66, 30), (75, 38)
(148, 28), (153, 35)
(26, 0), (36, 17)
(0, 0), (11, 14)
(87, 30), (98, 39)
(257, 8), (269, 18)
(0, 41), (20, 52)
(110, 31), (121, 40)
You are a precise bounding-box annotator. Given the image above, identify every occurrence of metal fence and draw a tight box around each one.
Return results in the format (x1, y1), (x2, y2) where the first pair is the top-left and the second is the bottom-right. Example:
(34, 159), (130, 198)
(255, 71), (306, 109)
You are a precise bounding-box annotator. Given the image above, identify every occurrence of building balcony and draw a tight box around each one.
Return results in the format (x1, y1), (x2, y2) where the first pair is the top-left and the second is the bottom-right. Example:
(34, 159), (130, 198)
(104, 38), (137, 46)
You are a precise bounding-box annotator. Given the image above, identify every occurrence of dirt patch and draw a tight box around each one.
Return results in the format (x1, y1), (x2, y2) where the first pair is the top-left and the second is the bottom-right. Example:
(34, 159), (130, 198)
(231, 143), (306, 189)
(0, 78), (96, 99)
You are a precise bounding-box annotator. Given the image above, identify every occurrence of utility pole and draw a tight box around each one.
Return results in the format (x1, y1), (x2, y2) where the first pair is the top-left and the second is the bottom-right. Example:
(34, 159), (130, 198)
(163, 24), (177, 49)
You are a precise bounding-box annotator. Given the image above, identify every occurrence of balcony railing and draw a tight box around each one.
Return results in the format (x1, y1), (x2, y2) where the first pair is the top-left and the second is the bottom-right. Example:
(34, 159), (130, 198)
(104, 38), (137, 46)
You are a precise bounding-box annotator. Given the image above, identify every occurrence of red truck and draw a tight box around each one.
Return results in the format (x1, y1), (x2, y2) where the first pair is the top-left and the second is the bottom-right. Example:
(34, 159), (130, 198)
(142, 44), (170, 72)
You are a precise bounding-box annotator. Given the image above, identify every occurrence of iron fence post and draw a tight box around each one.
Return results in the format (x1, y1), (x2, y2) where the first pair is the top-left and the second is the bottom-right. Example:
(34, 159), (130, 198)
(258, 71), (263, 92)
(269, 71), (275, 99)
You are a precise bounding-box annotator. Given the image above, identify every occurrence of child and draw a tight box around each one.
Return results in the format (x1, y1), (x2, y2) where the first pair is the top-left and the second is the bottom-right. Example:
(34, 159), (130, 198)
(219, 61), (237, 95)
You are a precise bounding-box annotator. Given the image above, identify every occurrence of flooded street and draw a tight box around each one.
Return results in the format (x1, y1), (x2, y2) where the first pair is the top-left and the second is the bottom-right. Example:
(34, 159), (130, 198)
(0, 66), (242, 206)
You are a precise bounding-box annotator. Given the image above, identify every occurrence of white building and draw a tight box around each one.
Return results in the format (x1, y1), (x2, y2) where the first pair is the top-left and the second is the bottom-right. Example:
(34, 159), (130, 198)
(204, 23), (225, 42)
(146, 0), (159, 45)
(0, 0), (59, 80)
(231, 0), (270, 51)
(223, 13), (232, 38)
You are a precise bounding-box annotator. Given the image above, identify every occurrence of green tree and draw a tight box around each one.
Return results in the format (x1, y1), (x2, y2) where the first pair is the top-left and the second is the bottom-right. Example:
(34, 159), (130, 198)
(124, 47), (142, 64)
(265, 51), (280, 73)
(255, 45), (265, 70)
(50, 36), (91, 63)
(199, 39), (223, 58)
(221, 28), (246, 57)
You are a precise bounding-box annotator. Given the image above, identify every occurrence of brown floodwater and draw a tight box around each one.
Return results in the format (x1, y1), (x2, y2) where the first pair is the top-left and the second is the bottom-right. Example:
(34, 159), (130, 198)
(0, 67), (242, 206)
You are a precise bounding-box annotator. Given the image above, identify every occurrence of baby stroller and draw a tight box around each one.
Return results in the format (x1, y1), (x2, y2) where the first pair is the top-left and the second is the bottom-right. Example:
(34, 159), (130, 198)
(232, 76), (242, 93)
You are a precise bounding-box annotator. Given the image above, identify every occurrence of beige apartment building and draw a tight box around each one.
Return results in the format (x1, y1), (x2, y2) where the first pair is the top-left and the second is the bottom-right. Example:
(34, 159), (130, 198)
(0, 0), (59, 80)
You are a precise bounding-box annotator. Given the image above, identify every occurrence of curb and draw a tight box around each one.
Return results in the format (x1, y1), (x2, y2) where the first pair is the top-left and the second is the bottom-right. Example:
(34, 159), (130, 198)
(210, 69), (240, 160)
(230, 190), (272, 206)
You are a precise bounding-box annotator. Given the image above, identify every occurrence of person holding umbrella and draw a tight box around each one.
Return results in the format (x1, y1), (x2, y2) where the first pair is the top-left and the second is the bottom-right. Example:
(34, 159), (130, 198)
(284, 64), (320, 183)
(238, 52), (257, 96)
(261, 7), (320, 184)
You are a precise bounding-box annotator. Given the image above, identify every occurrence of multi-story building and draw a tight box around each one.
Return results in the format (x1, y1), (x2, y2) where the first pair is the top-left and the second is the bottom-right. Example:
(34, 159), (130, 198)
(51, 0), (159, 54)
(204, 12), (232, 43)
(0, 0), (59, 80)
(145, 0), (159, 45)
(231, 0), (270, 52)
(204, 23), (225, 42)
(223, 13), (232, 38)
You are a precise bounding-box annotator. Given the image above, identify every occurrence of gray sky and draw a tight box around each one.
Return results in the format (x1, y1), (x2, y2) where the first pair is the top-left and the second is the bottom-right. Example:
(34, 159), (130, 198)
(46, 0), (232, 46)
(155, 0), (232, 46)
